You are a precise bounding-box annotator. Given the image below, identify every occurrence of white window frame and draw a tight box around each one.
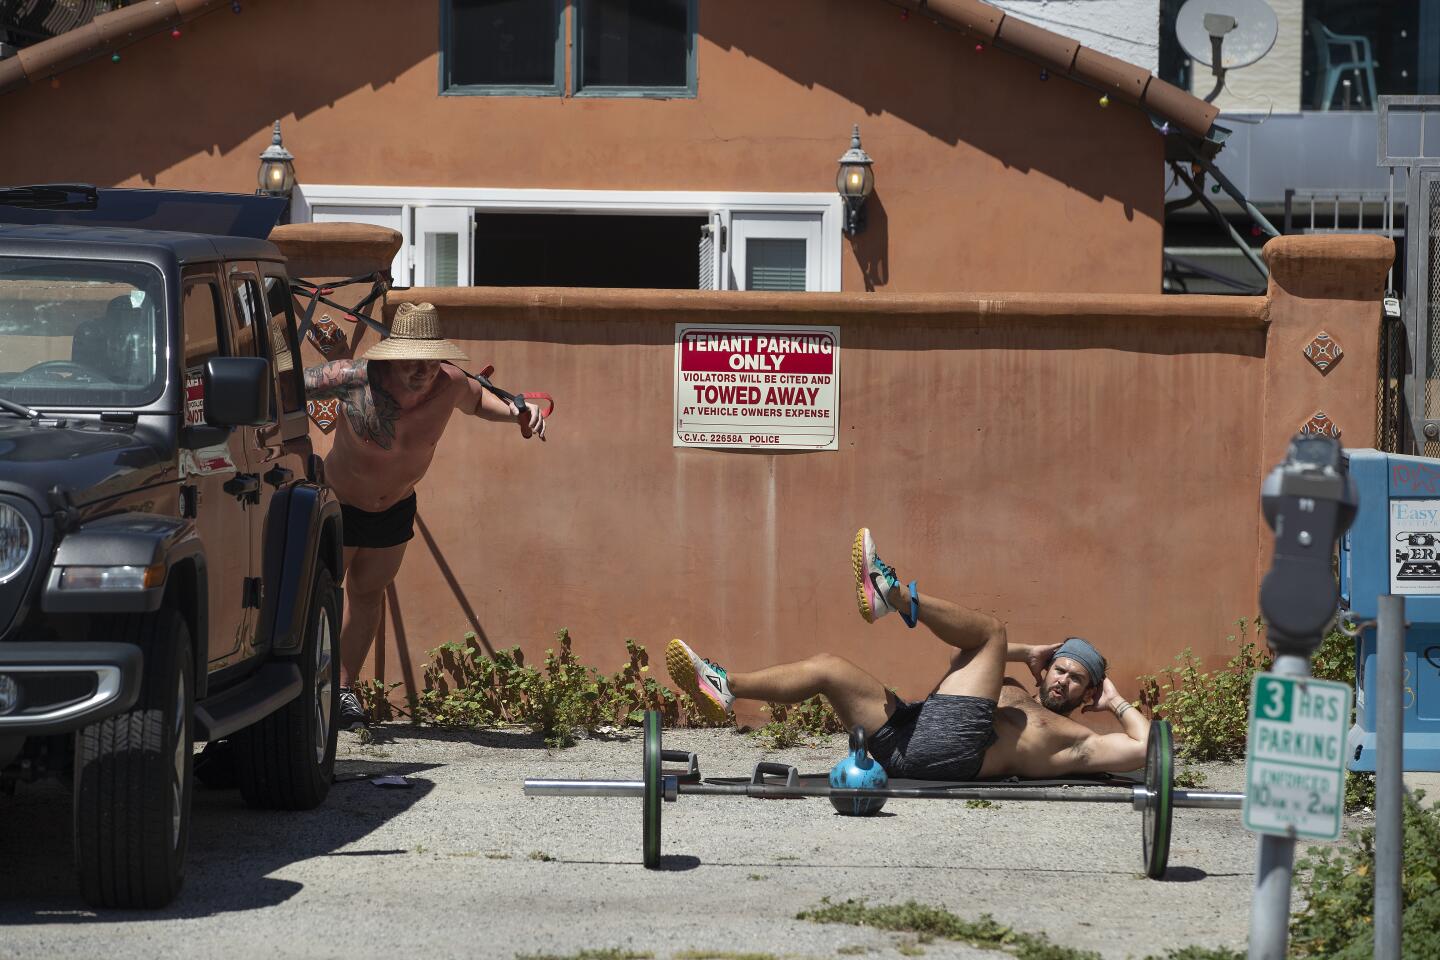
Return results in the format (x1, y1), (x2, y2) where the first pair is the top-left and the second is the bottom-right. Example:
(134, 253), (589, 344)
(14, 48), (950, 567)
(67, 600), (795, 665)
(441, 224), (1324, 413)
(294, 185), (844, 291)
(729, 213), (823, 291)
(414, 206), (474, 287)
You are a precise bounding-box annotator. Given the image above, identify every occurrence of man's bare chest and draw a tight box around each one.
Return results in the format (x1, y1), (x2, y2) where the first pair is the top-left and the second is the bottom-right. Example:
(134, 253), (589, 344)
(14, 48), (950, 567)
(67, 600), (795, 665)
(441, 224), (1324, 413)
(342, 383), (454, 451)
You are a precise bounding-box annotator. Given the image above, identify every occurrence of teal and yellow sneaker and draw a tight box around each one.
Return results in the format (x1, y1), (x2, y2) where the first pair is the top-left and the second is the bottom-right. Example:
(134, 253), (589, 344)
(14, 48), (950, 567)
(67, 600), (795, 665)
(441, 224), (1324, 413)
(666, 638), (734, 723)
(853, 527), (901, 623)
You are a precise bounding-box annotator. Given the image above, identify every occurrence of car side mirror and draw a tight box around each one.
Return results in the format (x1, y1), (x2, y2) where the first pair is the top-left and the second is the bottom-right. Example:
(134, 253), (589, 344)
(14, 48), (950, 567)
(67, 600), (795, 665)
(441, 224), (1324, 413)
(203, 356), (272, 428)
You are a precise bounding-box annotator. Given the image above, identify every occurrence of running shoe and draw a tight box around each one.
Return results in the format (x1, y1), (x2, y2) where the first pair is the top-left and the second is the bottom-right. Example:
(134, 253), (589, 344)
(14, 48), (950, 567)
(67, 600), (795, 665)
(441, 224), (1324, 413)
(853, 527), (901, 623)
(665, 638), (734, 723)
(338, 687), (368, 730)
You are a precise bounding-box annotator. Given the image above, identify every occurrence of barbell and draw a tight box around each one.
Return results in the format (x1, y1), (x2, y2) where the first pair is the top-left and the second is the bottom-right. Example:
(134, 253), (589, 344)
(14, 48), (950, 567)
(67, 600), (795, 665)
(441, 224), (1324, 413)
(523, 711), (1244, 878)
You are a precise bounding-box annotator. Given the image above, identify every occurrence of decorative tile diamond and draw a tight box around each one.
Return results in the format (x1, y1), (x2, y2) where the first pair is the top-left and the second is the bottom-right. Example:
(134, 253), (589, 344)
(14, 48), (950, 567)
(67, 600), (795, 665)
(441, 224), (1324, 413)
(308, 313), (346, 356)
(1300, 410), (1340, 438)
(307, 397), (340, 433)
(1303, 331), (1343, 373)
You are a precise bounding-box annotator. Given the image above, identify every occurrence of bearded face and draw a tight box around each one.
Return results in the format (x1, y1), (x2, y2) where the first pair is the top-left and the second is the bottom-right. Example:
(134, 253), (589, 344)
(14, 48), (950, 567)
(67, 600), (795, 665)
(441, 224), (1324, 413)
(1038, 656), (1095, 714)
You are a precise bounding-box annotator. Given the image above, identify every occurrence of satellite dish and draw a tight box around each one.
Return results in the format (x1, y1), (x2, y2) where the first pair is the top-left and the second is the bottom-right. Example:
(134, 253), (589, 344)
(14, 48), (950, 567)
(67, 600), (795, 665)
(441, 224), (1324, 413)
(1176, 0), (1278, 69)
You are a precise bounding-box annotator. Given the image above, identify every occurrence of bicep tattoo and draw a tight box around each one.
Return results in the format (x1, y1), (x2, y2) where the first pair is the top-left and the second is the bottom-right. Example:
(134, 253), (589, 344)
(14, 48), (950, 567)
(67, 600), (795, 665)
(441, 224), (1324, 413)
(303, 359), (368, 398)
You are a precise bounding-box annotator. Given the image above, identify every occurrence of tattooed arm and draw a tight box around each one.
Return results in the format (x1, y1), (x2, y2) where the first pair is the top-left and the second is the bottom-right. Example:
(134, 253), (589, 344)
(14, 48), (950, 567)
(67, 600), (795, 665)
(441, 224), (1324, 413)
(303, 359), (369, 399)
(303, 359), (400, 448)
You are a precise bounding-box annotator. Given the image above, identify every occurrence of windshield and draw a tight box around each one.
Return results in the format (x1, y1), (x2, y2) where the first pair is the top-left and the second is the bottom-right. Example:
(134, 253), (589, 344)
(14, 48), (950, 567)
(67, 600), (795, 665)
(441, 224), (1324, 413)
(0, 256), (165, 409)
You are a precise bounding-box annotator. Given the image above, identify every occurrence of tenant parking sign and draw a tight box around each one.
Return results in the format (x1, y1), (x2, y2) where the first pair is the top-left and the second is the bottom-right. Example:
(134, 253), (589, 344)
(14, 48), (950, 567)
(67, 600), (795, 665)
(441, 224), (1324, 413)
(674, 324), (840, 450)
(1243, 674), (1351, 840)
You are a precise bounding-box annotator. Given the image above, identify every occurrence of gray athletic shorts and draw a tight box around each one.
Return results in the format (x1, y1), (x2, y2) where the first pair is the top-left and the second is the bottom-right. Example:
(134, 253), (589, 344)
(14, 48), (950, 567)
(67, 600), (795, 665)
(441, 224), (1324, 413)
(866, 693), (998, 781)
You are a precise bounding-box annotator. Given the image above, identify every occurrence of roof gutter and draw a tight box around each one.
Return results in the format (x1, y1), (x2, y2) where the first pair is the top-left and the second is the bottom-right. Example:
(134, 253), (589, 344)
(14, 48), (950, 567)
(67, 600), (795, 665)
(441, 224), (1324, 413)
(0, 0), (233, 96)
(896, 0), (1219, 139)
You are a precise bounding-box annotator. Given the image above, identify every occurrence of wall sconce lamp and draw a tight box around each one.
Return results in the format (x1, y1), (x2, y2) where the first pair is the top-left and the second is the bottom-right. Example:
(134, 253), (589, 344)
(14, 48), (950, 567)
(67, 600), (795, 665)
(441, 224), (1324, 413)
(256, 120), (297, 212)
(836, 123), (875, 237)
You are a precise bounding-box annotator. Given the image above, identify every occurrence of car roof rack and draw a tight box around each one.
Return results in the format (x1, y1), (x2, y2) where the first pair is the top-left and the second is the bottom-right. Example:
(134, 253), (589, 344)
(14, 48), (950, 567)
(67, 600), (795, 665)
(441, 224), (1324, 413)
(0, 184), (99, 211)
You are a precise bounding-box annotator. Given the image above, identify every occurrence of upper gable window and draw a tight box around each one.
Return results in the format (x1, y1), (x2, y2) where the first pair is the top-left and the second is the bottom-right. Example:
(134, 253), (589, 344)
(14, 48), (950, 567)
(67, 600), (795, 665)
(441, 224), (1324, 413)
(575, 0), (695, 96)
(443, 0), (565, 95)
(442, 0), (696, 98)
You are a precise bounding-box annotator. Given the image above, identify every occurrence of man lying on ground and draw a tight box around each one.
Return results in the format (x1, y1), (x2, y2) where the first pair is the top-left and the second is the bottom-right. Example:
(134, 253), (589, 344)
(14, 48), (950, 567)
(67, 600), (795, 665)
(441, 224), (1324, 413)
(666, 528), (1148, 781)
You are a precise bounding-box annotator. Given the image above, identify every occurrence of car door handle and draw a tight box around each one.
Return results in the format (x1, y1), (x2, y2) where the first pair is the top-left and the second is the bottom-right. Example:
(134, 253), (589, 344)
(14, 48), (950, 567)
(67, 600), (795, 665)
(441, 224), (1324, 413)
(223, 474), (261, 502)
(263, 466), (294, 488)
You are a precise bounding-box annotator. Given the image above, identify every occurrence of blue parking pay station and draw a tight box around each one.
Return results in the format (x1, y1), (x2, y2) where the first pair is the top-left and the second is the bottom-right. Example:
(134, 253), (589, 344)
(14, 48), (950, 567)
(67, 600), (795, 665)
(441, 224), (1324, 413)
(1339, 449), (1440, 771)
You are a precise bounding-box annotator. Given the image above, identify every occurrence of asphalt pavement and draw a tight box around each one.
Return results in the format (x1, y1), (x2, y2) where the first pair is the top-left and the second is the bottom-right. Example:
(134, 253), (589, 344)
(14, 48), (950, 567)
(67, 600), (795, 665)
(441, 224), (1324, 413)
(0, 723), (1377, 960)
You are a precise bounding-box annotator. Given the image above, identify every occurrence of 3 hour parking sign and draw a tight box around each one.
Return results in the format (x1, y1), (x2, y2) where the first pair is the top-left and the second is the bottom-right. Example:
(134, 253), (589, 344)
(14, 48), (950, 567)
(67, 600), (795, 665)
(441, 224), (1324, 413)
(1243, 674), (1351, 841)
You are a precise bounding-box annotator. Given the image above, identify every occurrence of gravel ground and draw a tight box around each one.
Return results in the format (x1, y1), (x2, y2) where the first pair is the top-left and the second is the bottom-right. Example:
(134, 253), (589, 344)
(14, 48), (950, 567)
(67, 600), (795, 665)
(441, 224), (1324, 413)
(0, 723), (1374, 960)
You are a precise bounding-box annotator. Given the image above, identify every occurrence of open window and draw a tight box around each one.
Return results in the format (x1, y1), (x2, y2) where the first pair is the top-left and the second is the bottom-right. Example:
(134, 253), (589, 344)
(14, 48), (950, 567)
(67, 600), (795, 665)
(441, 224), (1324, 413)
(299, 186), (842, 290)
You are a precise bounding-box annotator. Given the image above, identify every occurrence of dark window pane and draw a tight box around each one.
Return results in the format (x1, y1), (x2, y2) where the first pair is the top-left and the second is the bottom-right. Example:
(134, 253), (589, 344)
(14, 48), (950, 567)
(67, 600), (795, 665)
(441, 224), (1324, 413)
(450, 0), (558, 87)
(472, 213), (703, 287)
(580, 0), (688, 88)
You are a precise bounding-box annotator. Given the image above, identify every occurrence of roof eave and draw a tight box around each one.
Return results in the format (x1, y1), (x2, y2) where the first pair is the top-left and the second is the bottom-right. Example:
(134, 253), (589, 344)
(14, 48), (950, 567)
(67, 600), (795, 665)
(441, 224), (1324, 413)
(0, 0), (232, 96)
(897, 0), (1219, 140)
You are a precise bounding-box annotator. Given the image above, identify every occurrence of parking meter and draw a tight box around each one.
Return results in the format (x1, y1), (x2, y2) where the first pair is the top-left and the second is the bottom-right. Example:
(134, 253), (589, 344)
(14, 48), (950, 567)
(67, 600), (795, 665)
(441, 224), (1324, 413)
(1260, 435), (1359, 655)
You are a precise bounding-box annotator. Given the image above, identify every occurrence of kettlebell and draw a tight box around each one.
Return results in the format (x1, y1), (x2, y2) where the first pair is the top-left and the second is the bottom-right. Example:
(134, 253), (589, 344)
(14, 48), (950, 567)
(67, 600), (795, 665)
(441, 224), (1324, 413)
(828, 725), (888, 816)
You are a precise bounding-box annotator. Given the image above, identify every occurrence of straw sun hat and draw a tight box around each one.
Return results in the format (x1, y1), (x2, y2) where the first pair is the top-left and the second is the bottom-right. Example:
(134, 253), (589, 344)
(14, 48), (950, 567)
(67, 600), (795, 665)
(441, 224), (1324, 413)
(362, 302), (468, 362)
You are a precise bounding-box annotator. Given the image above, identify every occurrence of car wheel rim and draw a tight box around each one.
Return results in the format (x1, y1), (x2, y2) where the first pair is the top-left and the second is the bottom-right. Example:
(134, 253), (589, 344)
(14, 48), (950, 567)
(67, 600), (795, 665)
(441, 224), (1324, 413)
(314, 608), (333, 765)
(172, 669), (186, 850)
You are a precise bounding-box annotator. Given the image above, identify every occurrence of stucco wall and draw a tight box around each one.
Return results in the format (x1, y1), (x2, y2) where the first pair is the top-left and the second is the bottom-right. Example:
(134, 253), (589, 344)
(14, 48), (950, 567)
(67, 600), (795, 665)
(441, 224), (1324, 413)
(280, 228), (1391, 729)
(0, 0), (1165, 294)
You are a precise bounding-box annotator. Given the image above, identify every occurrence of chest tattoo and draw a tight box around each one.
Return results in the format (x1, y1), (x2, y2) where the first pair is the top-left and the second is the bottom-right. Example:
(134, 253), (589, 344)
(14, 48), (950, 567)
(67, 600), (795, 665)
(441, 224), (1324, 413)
(343, 381), (402, 449)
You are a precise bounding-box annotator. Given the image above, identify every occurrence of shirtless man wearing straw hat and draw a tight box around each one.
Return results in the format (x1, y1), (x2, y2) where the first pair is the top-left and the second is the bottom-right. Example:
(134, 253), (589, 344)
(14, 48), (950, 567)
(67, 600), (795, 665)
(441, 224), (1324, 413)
(304, 301), (546, 727)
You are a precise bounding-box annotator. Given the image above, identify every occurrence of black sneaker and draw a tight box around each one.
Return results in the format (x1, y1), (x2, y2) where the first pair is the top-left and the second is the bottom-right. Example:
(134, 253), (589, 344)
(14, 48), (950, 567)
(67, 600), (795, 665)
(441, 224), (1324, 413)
(338, 687), (368, 729)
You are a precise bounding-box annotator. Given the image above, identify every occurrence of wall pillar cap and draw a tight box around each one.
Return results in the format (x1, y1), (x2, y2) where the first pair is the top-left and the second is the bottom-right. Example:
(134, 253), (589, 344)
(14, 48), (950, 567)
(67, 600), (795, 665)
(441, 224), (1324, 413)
(269, 222), (402, 280)
(1262, 234), (1394, 273)
(1262, 234), (1394, 300)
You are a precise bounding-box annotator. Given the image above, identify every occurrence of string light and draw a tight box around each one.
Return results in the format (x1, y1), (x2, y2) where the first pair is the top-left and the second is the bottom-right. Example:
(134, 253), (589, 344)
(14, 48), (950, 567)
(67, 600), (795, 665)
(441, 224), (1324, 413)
(171, 27), (182, 38)
(231, 0), (242, 12)
(974, 43), (984, 52)
(1039, 68), (1048, 81)
(1098, 93), (1110, 107)
(1159, 121), (1170, 135)
(110, 53), (120, 63)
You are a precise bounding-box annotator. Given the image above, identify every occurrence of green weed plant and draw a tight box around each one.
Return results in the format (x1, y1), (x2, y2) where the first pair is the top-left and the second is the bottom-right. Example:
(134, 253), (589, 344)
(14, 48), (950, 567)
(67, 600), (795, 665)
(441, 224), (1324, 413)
(753, 695), (845, 748)
(1138, 619), (1374, 809)
(1138, 618), (1270, 762)
(797, 899), (1243, 960)
(406, 629), (726, 747)
(1290, 790), (1440, 958)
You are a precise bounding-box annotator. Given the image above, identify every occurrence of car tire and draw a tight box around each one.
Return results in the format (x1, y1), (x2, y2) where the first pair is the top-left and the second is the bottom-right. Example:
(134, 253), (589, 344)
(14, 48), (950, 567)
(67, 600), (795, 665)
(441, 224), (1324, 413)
(232, 565), (340, 810)
(73, 605), (194, 909)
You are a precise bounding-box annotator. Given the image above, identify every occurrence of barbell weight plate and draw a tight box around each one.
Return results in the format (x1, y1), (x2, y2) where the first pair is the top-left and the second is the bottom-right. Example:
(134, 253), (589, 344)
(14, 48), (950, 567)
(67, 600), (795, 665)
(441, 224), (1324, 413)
(1142, 719), (1174, 879)
(643, 709), (661, 869)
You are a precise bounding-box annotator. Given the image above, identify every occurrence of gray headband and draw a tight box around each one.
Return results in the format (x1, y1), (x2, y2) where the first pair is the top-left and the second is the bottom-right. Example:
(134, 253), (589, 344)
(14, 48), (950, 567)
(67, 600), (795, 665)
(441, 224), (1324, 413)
(1052, 637), (1104, 686)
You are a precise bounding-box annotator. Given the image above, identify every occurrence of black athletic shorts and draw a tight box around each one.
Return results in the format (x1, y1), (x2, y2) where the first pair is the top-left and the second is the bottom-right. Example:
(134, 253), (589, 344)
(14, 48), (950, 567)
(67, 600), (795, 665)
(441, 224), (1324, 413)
(340, 493), (417, 549)
(866, 693), (999, 781)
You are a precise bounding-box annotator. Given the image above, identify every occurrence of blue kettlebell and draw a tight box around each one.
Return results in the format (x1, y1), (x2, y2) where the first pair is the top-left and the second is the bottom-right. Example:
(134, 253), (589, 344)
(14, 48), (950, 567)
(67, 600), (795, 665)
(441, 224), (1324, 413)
(829, 726), (888, 816)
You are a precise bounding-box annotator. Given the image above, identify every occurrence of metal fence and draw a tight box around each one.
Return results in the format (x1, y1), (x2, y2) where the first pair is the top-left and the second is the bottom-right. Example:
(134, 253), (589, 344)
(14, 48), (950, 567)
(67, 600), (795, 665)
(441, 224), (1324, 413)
(1377, 97), (1440, 454)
